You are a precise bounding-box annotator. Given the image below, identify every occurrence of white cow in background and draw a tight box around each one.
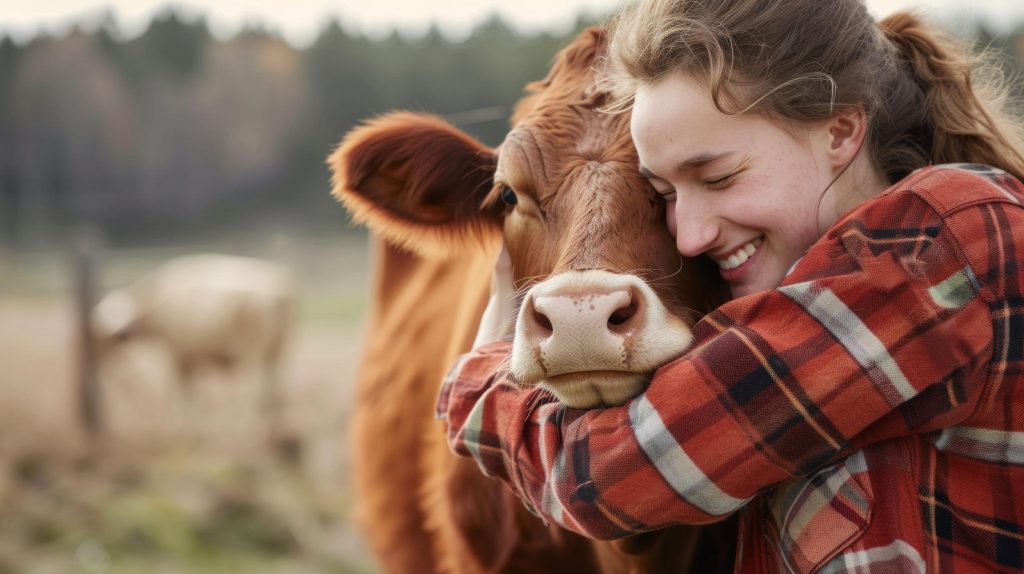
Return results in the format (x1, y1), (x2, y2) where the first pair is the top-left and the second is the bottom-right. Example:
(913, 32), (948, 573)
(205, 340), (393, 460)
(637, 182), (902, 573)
(91, 254), (296, 447)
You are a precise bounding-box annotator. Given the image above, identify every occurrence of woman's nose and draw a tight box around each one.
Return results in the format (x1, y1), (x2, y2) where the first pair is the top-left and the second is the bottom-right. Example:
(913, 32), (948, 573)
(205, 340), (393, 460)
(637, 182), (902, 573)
(671, 200), (720, 257)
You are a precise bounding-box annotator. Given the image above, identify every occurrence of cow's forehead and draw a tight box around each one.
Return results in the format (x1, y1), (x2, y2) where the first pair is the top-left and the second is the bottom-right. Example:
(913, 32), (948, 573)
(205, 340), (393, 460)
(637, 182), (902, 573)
(498, 129), (553, 189)
(499, 108), (636, 197)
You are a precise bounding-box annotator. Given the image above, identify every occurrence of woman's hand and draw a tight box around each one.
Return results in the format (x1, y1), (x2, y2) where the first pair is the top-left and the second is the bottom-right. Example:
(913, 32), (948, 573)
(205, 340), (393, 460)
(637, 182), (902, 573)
(472, 243), (518, 349)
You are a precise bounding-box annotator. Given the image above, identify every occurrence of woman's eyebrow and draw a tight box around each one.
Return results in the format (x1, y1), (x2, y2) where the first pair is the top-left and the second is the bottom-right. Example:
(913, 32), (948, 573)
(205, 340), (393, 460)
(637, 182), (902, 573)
(639, 151), (737, 179)
(678, 151), (736, 171)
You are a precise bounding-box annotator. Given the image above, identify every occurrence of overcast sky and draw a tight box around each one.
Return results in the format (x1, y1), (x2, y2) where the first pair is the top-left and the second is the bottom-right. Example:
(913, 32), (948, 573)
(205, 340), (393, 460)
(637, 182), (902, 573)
(3, 0), (1024, 46)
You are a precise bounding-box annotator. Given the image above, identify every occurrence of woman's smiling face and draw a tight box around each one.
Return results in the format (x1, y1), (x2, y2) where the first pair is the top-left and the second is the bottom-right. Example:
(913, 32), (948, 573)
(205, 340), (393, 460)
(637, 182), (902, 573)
(631, 71), (846, 298)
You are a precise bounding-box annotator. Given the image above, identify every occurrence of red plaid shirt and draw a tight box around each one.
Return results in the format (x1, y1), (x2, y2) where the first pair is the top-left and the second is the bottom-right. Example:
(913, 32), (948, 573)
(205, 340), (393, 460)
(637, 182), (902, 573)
(437, 164), (1024, 573)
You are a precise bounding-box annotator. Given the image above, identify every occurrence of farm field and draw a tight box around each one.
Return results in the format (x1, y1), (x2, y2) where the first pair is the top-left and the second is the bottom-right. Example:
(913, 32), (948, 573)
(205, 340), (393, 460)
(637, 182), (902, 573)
(0, 231), (379, 573)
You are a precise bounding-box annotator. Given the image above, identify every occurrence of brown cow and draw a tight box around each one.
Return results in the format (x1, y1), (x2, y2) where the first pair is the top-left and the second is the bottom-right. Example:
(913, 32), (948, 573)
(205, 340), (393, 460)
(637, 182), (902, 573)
(331, 28), (735, 573)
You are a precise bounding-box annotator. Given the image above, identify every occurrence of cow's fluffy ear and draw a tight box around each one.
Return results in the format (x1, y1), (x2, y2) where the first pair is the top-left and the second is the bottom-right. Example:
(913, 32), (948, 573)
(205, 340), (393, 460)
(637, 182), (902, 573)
(329, 111), (502, 257)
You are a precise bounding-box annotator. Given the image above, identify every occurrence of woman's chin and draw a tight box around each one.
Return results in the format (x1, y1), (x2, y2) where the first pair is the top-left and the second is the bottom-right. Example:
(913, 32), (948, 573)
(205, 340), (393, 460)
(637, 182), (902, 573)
(540, 372), (649, 409)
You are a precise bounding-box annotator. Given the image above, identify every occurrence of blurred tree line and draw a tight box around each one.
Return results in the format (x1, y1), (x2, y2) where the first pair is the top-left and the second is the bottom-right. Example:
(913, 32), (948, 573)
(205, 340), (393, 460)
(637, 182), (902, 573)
(0, 10), (596, 247)
(0, 9), (1021, 248)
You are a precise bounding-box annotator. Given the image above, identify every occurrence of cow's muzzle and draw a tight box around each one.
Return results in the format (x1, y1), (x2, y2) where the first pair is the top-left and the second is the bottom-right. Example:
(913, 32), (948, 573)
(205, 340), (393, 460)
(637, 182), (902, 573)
(510, 270), (693, 408)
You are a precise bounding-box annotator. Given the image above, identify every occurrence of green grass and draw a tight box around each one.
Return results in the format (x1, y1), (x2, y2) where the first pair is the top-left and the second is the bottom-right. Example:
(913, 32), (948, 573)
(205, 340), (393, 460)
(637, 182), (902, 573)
(0, 451), (376, 574)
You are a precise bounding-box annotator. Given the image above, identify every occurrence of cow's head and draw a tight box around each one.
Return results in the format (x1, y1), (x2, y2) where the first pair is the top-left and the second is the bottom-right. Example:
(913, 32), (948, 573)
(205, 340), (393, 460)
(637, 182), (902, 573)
(330, 28), (724, 408)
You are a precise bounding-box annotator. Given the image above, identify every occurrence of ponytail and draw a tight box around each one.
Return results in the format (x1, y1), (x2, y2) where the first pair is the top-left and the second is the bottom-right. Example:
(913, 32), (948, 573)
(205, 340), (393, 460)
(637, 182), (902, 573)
(875, 12), (1024, 182)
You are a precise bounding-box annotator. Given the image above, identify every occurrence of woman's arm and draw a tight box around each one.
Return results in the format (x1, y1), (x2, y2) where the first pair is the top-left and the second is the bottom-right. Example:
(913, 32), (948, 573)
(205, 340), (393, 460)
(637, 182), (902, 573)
(439, 188), (997, 539)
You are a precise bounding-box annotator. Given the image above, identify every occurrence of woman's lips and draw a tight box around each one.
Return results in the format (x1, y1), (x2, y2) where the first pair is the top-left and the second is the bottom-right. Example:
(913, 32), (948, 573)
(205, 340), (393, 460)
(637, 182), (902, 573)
(715, 237), (763, 282)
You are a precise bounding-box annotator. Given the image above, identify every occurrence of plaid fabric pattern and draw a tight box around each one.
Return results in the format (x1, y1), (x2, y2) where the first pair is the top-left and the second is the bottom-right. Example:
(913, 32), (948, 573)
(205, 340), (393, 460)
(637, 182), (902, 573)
(437, 165), (1024, 573)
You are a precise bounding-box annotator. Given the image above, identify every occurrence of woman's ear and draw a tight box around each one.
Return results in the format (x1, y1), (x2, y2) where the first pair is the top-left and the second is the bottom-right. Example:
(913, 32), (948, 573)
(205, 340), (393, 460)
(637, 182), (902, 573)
(825, 106), (869, 169)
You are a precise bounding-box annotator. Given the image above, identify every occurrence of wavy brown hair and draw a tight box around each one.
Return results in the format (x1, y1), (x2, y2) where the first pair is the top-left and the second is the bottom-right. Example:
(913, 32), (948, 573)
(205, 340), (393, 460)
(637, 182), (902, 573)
(601, 0), (1024, 183)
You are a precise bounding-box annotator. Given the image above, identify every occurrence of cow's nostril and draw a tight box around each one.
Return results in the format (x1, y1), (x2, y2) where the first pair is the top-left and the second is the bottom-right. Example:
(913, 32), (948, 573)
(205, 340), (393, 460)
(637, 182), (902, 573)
(608, 303), (637, 327)
(532, 307), (554, 335)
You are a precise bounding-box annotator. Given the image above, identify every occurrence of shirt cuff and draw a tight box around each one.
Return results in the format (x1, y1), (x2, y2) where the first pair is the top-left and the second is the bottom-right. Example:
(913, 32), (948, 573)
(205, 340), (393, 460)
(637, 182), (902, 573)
(435, 341), (513, 421)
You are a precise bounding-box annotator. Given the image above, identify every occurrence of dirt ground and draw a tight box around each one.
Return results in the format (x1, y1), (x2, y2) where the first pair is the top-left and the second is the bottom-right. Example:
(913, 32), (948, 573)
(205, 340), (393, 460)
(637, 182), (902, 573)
(0, 236), (379, 573)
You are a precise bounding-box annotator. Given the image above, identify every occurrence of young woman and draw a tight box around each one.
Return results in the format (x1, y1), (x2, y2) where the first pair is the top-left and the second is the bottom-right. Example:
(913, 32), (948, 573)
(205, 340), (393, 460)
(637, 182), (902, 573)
(437, 0), (1024, 571)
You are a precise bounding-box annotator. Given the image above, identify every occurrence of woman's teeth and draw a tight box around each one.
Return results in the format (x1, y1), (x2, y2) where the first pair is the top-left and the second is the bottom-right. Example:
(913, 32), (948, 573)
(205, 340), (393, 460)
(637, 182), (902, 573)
(717, 237), (763, 270)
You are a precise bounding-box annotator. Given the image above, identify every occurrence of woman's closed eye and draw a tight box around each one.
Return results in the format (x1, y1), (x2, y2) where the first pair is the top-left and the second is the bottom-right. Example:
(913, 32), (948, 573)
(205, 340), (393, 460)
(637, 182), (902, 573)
(704, 172), (737, 189)
(703, 159), (748, 190)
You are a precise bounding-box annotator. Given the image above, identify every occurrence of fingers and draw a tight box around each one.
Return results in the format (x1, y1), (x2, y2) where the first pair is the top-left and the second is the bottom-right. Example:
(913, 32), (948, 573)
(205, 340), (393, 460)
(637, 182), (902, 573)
(494, 242), (512, 274)
(492, 243), (516, 302)
(473, 242), (519, 349)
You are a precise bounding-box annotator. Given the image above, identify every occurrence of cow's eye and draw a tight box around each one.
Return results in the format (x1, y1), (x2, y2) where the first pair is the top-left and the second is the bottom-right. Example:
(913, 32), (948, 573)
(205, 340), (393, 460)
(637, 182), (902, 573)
(500, 186), (518, 206)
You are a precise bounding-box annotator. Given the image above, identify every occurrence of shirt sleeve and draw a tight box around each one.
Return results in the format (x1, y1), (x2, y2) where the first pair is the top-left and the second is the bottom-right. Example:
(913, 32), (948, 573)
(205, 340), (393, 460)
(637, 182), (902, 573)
(437, 190), (996, 540)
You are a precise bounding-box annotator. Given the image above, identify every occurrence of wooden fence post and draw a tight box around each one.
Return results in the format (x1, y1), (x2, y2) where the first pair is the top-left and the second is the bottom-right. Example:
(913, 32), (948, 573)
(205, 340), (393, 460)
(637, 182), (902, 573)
(72, 225), (102, 440)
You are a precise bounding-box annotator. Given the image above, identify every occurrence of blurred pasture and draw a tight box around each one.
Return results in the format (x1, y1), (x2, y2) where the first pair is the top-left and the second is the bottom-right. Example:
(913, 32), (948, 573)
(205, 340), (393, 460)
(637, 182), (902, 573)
(0, 5), (1021, 573)
(0, 230), (373, 573)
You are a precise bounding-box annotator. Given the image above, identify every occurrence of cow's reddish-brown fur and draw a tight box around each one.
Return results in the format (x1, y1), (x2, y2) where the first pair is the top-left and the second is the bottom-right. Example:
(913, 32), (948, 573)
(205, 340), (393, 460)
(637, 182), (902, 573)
(332, 28), (734, 573)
